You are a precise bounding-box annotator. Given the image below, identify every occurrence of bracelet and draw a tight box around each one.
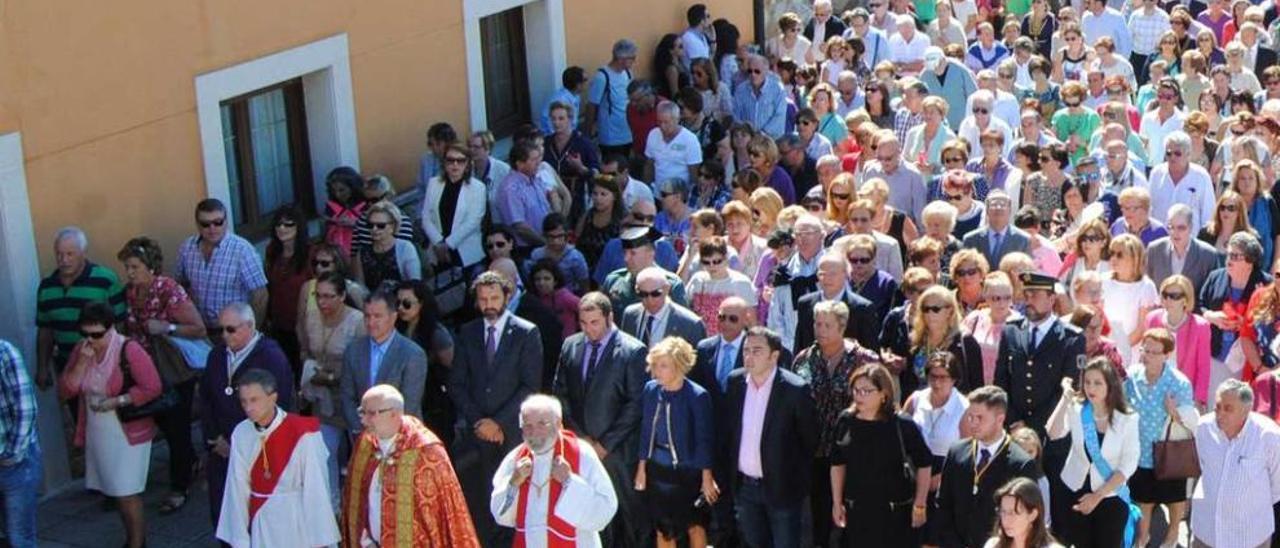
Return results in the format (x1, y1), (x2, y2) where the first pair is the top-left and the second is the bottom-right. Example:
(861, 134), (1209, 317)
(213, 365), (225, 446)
(912, 504), (927, 511)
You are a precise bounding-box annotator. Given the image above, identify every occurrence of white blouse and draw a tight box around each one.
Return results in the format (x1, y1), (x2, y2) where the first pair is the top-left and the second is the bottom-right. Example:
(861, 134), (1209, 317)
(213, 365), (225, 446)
(910, 387), (970, 457)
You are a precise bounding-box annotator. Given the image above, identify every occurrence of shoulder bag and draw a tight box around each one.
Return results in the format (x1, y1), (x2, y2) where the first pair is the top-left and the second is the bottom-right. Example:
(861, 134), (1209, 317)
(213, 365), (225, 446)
(1153, 419), (1200, 480)
(116, 339), (181, 423)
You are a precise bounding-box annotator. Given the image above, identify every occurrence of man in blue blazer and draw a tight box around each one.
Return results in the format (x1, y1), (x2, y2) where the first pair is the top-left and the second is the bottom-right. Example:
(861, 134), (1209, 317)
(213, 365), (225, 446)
(449, 271), (544, 547)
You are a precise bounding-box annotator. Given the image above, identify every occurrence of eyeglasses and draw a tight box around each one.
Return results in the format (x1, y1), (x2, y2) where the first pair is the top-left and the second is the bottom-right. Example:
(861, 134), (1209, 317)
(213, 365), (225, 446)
(987, 294), (1013, 302)
(1268, 80), (1280, 87)
(972, 107), (989, 115)
(487, 240), (508, 249)
(717, 312), (740, 323)
(1161, 292), (1186, 301)
(701, 257), (725, 267)
(220, 324), (242, 335)
(370, 222), (391, 230)
(633, 214), (657, 223)
(847, 255), (873, 265)
(637, 289), (666, 299)
(198, 217), (227, 228)
(943, 156), (965, 164)
(80, 329), (108, 339)
(312, 259), (333, 268)
(444, 156), (468, 165)
(927, 373), (953, 382)
(1158, 93), (1177, 101)
(1228, 251), (1247, 261)
(398, 299), (418, 310)
(357, 407), (395, 418)
(853, 387), (880, 397)
(956, 267), (981, 278)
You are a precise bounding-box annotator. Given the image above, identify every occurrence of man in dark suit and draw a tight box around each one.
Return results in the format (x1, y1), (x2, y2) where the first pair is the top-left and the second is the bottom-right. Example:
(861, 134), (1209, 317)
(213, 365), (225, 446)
(619, 266), (706, 347)
(492, 257), (564, 390)
(449, 271), (544, 547)
(803, 0), (847, 54)
(338, 290), (428, 430)
(994, 272), (1085, 537)
(1146, 204), (1223, 289)
(1240, 22), (1278, 82)
(720, 326), (817, 548)
(935, 386), (1042, 548)
(794, 252), (880, 354)
(961, 191), (1031, 269)
(553, 292), (649, 547)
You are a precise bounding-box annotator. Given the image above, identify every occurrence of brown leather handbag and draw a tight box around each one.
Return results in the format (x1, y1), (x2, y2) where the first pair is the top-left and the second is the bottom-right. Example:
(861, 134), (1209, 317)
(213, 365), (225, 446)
(1154, 420), (1200, 480)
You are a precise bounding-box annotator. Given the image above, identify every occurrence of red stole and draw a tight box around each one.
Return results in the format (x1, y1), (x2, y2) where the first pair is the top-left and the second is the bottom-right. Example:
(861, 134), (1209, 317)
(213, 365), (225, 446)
(514, 431), (580, 548)
(248, 414), (320, 524)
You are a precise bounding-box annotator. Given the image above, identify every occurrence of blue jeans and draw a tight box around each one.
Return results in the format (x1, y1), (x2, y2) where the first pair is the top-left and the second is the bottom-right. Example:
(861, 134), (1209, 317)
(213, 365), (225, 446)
(319, 424), (346, 514)
(735, 476), (802, 548)
(0, 442), (42, 548)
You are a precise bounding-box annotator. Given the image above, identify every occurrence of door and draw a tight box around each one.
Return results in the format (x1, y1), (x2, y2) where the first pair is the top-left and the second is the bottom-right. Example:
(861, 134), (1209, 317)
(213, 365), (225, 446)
(481, 7), (532, 138)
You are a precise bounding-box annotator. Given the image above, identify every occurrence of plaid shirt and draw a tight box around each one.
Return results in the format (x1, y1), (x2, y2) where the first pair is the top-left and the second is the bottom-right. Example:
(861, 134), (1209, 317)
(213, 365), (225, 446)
(1128, 8), (1171, 55)
(0, 340), (37, 464)
(893, 108), (923, 146)
(174, 233), (269, 327)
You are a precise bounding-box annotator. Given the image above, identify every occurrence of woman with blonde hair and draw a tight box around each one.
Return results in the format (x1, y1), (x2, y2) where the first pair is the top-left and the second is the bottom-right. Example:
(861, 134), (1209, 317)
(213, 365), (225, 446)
(1230, 159), (1280, 270)
(961, 272), (1020, 384)
(905, 286), (984, 399)
(353, 201), (422, 291)
(825, 173), (857, 227)
(1145, 276), (1212, 405)
(749, 187), (786, 238)
(1198, 190), (1258, 254)
(950, 248), (991, 315)
(635, 336), (716, 548)
(1101, 234), (1160, 363)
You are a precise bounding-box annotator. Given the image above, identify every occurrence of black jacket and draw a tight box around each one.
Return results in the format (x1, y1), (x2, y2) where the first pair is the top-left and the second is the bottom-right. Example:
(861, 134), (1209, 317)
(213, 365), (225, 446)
(902, 334), (984, 401)
(514, 293), (565, 391)
(994, 317), (1085, 441)
(794, 288), (881, 354)
(1198, 267), (1273, 357)
(449, 314), (544, 451)
(719, 366), (818, 506)
(552, 330), (648, 462)
(936, 437), (1042, 548)
(803, 16), (847, 46)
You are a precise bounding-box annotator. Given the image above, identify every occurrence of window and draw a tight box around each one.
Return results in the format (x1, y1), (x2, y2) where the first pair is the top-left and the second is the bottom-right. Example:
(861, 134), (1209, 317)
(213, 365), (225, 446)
(481, 7), (531, 137)
(220, 78), (314, 239)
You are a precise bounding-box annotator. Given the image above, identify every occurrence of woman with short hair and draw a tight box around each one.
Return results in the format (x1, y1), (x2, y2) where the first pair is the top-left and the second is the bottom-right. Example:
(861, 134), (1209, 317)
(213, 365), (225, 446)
(1144, 275), (1213, 406)
(962, 272), (1020, 384)
(904, 97), (957, 177)
(353, 201), (422, 292)
(1101, 234), (1161, 363)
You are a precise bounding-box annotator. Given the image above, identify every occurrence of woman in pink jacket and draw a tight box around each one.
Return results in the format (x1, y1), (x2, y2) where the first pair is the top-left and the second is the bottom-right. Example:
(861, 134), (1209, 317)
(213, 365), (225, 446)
(1144, 275), (1213, 406)
(60, 302), (162, 548)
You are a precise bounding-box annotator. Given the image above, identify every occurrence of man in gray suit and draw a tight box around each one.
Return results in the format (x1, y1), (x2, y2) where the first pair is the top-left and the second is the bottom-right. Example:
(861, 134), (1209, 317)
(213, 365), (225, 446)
(1146, 203), (1223, 290)
(553, 292), (648, 547)
(450, 271), (543, 546)
(619, 266), (706, 348)
(962, 190), (1031, 268)
(339, 289), (428, 432)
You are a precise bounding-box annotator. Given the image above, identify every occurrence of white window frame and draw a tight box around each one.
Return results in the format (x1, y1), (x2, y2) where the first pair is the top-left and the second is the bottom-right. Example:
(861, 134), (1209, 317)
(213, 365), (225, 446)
(194, 33), (359, 227)
(463, 0), (567, 133)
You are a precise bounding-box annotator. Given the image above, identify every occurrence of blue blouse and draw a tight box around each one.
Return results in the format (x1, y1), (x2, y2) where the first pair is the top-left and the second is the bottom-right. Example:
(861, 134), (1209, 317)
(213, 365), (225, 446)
(1123, 363), (1194, 468)
(639, 379), (714, 470)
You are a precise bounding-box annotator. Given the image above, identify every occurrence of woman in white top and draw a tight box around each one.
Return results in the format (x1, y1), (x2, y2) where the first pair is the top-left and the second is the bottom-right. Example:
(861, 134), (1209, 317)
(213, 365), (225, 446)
(766, 12), (814, 65)
(904, 350), (970, 546)
(421, 143), (488, 271)
(1046, 358), (1140, 548)
(1100, 235), (1160, 365)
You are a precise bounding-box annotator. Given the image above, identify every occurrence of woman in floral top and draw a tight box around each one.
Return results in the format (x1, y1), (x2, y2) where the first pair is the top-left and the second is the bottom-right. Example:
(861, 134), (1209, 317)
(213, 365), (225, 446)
(116, 237), (208, 514)
(793, 300), (880, 548)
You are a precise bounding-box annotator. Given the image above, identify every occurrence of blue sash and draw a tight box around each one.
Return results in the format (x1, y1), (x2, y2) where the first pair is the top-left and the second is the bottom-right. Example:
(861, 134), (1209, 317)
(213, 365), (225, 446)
(1081, 401), (1141, 548)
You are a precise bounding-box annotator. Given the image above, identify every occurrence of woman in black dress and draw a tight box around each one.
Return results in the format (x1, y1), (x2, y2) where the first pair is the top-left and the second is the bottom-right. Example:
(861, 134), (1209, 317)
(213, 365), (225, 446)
(831, 363), (933, 547)
(394, 280), (455, 446)
(574, 174), (625, 267)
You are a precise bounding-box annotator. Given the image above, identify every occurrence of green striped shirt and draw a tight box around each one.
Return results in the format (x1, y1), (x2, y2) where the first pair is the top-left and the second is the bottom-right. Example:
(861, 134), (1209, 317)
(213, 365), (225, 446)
(35, 261), (126, 358)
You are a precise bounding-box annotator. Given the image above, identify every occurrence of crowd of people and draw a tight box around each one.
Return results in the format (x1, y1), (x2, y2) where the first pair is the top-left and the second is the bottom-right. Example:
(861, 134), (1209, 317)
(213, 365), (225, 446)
(11, 0), (1280, 546)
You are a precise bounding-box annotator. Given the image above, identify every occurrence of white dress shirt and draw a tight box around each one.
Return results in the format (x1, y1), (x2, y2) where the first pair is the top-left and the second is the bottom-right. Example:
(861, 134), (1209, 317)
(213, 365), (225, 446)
(1192, 413), (1280, 548)
(639, 303), (672, 347)
(1147, 163), (1217, 235)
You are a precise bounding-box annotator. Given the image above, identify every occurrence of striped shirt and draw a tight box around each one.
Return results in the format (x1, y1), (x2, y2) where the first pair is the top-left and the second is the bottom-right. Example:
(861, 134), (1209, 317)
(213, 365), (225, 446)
(174, 234), (269, 327)
(35, 261), (126, 358)
(0, 340), (37, 464)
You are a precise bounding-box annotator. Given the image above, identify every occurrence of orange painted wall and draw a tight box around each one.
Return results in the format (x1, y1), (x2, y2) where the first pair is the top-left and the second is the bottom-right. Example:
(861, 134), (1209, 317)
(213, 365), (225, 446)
(4, 0), (754, 271)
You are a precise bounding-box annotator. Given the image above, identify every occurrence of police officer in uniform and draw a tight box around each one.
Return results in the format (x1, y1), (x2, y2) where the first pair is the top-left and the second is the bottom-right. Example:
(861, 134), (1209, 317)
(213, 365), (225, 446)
(602, 227), (688, 313)
(993, 271), (1086, 539)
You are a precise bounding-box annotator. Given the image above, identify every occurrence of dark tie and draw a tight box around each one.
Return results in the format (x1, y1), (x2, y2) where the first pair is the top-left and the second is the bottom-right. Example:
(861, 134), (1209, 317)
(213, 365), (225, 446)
(1030, 325), (1042, 352)
(485, 326), (497, 365)
(990, 231), (1004, 259)
(641, 314), (655, 346)
(978, 448), (991, 470)
(585, 341), (602, 382)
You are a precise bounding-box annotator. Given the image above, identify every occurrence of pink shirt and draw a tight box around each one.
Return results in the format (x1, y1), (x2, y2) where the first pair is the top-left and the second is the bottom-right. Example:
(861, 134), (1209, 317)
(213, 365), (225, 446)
(738, 366), (777, 479)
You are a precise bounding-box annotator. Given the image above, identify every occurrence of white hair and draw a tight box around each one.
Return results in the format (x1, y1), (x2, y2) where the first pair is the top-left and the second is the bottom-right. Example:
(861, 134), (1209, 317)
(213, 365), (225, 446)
(816, 154), (842, 170)
(656, 100), (681, 119)
(1164, 130), (1192, 152)
(1217, 378), (1255, 406)
(520, 394), (563, 422)
(923, 200), (959, 232)
(1167, 203), (1194, 226)
(220, 302), (256, 329)
(814, 0), (833, 10)
(362, 384), (405, 411)
(54, 226), (88, 252)
(636, 266), (671, 288)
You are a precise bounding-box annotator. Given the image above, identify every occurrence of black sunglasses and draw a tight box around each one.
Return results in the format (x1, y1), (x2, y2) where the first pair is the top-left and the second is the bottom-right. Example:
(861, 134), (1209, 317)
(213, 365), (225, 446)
(398, 299), (418, 310)
(701, 258), (725, 267)
(198, 218), (227, 228)
(370, 222), (391, 230)
(846, 256), (873, 265)
(80, 329), (108, 340)
(276, 220), (297, 228)
(922, 305), (949, 314)
(487, 240), (509, 249)
(312, 259), (333, 268)
(717, 313), (740, 323)
(221, 325), (240, 335)
(637, 289), (665, 299)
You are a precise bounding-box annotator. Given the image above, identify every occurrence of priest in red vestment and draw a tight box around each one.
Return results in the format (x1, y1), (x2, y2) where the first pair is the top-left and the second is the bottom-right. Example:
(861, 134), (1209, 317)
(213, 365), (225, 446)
(342, 384), (480, 547)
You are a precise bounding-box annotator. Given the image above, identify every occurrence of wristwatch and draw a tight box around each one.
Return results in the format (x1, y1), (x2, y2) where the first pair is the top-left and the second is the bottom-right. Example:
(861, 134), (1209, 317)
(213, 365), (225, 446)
(167, 323), (177, 335)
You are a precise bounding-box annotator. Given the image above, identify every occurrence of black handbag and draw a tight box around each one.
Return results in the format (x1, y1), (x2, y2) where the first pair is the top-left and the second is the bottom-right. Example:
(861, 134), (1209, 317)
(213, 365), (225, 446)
(116, 339), (181, 423)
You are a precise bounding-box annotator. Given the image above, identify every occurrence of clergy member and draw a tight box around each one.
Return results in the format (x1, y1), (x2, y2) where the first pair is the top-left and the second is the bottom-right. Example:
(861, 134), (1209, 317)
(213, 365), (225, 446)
(216, 369), (340, 548)
(342, 384), (480, 547)
(490, 394), (618, 548)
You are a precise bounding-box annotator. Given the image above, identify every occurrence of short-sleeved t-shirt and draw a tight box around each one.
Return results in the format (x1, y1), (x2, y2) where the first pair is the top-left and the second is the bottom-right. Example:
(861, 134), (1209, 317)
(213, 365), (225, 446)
(645, 127), (703, 185)
(834, 411), (932, 502)
(588, 66), (633, 147)
(36, 261), (127, 359)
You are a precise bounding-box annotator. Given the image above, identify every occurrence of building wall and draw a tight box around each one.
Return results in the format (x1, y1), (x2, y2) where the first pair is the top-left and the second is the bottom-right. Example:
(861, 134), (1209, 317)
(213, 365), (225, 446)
(1, 0), (754, 272)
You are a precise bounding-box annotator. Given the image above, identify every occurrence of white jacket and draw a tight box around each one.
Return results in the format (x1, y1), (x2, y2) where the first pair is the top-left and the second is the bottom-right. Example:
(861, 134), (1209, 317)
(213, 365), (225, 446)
(421, 176), (488, 267)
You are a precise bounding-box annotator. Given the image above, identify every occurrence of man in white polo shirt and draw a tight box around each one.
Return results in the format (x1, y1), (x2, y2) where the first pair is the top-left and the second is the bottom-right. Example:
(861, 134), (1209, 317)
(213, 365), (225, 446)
(888, 14), (930, 76)
(644, 100), (702, 185)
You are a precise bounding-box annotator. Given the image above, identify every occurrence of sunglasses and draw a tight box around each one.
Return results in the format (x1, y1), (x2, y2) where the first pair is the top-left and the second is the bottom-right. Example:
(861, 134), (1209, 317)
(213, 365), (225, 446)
(701, 257), (725, 267)
(312, 259), (333, 268)
(80, 329), (108, 339)
(221, 325), (241, 335)
(1167, 149), (1184, 158)
(922, 304), (949, 314)
(370, 222), (391, 230)
(633, 214), (657, 223)
(1221, 204), (1239, 212)
(1161, 292), (1186, 301)
(398, 299), (418, 310)
(972, 108), (989, 115)
(799, 119), (816, 126)
(637, 289), (665, 299)
(806, 203), (825, 213)
(847, 256), (873, 265)
(746, 68), (764, 75)
(444, 156), (468, 165)
(198, 218), (227, 228)
(276, 220), (297, 228)
(946, 193), (965, 201)
(956, 267), (981, 277)
(1228, 251), (1247, 261)
(943, 155), (965, 163)
(831, 192), (851, 201)
(1158, 93), (1177, 100)
(1081, 234), (1105, 243)
(717, 313), (740, 323)
(487, 241), (508, 249)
